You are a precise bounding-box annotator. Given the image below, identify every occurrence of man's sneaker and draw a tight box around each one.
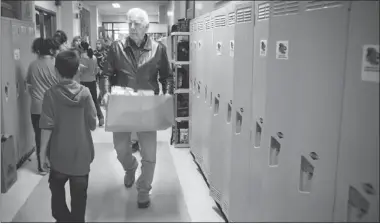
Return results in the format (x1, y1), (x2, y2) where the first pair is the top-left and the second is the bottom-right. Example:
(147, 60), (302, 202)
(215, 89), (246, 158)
(124, 167), (137, 188)
(137, 193), (151, 209)
(99, 118), (104, 127)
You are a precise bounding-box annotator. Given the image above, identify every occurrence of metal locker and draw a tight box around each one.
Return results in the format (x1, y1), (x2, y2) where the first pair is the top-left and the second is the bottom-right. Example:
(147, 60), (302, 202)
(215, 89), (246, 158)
(11, 20), (35, 163)
(189, 21), (195, 148)
(333, 1), (379, 222)
(208, 2), (237, 211)
(248, 1), (271, 222)
(1, 18), (18, 165)
(199, 13), (214, 179)
(190, 17), (204, 166)
(261, 1), (351, 222)
(225, 1), (255, 222)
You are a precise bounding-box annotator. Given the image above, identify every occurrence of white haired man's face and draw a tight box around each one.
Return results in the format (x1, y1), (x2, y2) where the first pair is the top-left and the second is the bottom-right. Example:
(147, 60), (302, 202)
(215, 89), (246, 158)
(127, 10), (149, 44)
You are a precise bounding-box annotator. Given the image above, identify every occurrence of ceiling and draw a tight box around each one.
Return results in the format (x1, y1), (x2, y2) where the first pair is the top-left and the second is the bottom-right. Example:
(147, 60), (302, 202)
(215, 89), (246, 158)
(84, 1), (169, 16)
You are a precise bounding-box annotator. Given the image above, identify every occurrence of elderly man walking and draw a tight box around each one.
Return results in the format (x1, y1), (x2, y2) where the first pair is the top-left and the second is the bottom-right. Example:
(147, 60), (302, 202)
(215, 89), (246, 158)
(103, 8), (173, 208)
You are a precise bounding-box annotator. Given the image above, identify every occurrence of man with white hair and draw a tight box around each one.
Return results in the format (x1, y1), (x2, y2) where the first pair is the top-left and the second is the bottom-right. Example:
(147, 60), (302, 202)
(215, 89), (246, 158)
(103, 8), (173, 208)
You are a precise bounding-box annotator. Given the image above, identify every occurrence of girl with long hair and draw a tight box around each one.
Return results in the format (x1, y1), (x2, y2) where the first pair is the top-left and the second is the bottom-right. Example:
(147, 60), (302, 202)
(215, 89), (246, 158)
(78, 41), (104, 126)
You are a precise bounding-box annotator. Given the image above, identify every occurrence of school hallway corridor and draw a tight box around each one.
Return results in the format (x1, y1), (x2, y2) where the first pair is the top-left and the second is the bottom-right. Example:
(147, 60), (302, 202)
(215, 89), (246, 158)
(0, 110), (225, 222)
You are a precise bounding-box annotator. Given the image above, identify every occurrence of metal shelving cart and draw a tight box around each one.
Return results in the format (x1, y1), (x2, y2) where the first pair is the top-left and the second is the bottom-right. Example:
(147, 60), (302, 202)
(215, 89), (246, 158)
(170, 32), (190, 148)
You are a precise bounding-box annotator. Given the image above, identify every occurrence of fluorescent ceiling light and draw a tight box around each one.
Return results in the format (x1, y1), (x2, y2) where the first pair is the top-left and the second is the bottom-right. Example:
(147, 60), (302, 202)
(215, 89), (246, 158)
(112, 3), (120, 8)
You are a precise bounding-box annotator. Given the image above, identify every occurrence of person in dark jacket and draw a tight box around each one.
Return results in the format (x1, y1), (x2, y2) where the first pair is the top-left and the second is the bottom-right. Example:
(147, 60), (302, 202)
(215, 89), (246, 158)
(103, 8), (174, 209)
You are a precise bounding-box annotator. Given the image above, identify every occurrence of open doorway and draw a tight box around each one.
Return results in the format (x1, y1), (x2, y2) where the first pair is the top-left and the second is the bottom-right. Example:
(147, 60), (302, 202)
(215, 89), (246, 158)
(35, 6), (56, 38)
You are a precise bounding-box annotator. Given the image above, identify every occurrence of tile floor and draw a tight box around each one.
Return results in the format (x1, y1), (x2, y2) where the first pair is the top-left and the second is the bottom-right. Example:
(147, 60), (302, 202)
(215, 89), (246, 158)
(1, 124), (225, 222)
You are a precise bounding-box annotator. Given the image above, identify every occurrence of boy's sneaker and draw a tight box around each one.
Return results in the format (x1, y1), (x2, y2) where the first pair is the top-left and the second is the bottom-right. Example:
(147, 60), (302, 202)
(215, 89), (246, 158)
(38, 169), (48, 176)
(132, 141), (140, 153)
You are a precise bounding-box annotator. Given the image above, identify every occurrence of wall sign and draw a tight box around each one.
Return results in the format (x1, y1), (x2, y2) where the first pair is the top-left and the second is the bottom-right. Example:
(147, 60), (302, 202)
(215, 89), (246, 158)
(260, 39), (267, 57)
(276, 40), (289, 60)
(361, 45), (379, 83)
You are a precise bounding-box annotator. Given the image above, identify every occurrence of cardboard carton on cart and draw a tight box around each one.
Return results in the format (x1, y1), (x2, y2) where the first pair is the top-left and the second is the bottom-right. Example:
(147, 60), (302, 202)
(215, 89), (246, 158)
(1, 135), (18, 194)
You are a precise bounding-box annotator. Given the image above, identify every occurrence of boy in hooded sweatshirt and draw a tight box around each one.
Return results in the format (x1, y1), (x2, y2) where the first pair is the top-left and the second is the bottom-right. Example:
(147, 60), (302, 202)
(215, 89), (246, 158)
(39, 50), (97, 223)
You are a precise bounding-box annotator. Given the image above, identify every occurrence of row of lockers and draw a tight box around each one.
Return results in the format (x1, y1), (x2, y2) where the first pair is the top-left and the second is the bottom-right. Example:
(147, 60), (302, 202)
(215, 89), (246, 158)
(188, 1), (379, 222)
(1, 18), (36, 169)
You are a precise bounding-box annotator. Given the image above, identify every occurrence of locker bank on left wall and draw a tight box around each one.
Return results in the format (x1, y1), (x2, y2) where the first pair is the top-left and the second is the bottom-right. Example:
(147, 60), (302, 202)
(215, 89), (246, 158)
(1, 17), (36, 193)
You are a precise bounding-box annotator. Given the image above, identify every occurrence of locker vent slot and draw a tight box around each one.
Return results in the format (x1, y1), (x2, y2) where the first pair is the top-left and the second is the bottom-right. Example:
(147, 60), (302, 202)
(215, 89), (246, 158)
(236, 9), (245, 23)
(206, 20), (211, 30)
(258, 2), (270, 21)
(306, 1), (343, 11)
(211, 18), (215, 29)
(222, 200), (229, 217)
(228, 12), (236, 25)
(215, 15), (226, 28)
(210, 185), (222, 204)
(194, 23), (197, 32)
(272, 1), (300, 17)
(244, 7), (252, 22)
(236, 7), (252, 23)
(198, 21), (204, 31)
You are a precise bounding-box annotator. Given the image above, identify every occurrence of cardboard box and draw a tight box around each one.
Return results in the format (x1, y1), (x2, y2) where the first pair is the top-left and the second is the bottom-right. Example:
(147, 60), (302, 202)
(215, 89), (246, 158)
(1, 135), (18, 194)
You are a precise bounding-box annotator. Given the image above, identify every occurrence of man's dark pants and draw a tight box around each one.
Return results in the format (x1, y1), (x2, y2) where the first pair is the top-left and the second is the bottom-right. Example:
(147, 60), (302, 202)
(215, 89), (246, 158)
(81, 81), (104, 120)
(31, 114), (42, 170)
(49, 170), (89, 223)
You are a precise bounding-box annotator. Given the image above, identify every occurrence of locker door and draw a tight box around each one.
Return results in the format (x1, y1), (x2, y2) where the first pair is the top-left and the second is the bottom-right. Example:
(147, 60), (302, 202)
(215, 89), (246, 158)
(227, 1), (254, 222)
(290, 1), (350, 221)
(190, 18), (203, 165)
(1, 18), (18, 165)
(11, 20), (35, 163)
(208, 3), (236, 211)
(200, 13), (213, 179)
(248, 1), (270, 222)
(333, 1), (379, 222)
(259, 1), (303, 222)
(189, 21), (194, 147)
(262, 1), (351, 222)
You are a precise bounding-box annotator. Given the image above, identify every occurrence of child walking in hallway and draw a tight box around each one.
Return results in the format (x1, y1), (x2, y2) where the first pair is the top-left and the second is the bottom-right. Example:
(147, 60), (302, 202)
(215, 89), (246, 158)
(39, 50), (97, 222)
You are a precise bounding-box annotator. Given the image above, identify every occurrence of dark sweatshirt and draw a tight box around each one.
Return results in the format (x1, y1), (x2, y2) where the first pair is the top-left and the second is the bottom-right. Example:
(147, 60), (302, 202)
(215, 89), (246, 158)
(39, 80), (97, 176)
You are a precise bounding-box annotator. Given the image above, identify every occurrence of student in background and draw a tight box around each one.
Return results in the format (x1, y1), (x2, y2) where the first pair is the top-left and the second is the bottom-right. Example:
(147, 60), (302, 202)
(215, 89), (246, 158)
(93, 39), (108, 106)
(26, 38), (60, 175)
(53, 30), (69, 52)
(39, 50), (96, 222)
(79, 41), (104, 127)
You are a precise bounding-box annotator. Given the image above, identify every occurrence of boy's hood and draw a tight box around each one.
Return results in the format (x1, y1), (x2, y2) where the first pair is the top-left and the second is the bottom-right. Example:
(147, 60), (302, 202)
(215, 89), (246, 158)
(51, 80), (87, 107)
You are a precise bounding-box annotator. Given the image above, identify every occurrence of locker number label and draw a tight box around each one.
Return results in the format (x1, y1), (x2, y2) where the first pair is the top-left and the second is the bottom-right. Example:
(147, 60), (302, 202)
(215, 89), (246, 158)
(14, 49), (21, 61)
(260, 40), (267, 57)
(216, 42), (222, 56)
(276, 40), (289, 60)
(229, 40), (235, 57)
(361, 45), (379, 83)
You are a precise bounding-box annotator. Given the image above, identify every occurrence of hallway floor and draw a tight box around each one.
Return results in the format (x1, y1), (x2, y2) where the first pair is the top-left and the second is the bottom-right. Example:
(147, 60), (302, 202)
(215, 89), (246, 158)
(1, 117), (225, 222)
